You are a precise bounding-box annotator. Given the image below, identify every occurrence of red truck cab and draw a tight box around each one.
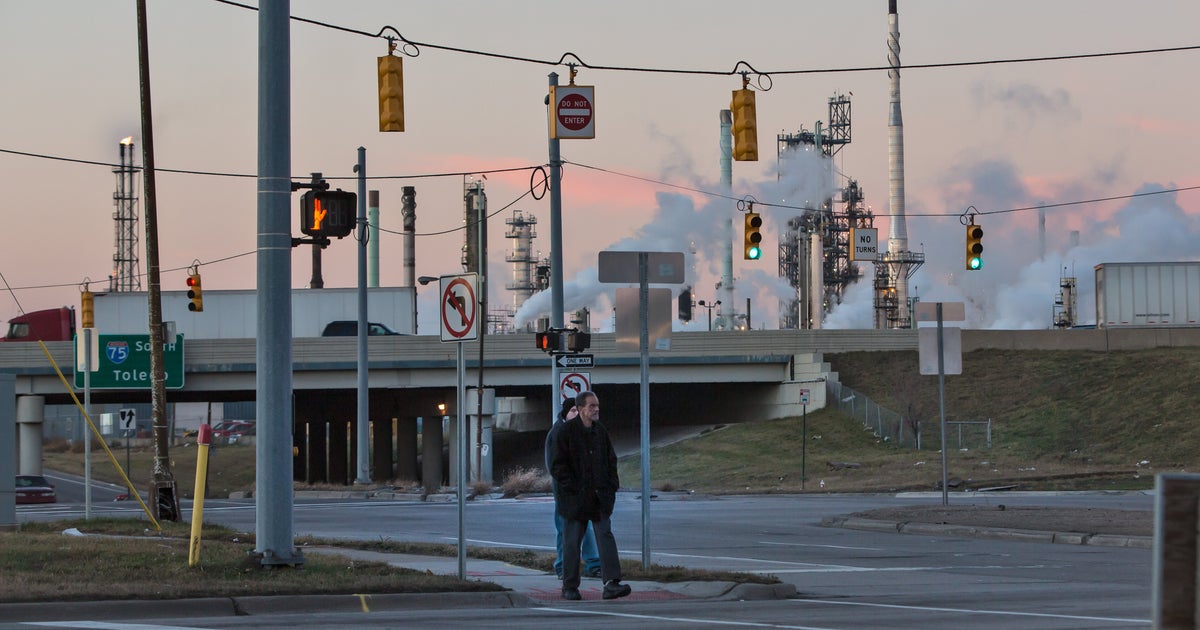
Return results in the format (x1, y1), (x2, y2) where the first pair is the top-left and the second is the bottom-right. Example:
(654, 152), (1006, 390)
(1, 307), (75, 342)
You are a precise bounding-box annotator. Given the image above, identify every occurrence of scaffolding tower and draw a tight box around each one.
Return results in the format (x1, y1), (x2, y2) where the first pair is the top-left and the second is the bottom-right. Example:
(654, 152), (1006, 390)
(503, 209), (539, 333)
(111, 137), (141, 292)
(1053, 271), (1077, 328)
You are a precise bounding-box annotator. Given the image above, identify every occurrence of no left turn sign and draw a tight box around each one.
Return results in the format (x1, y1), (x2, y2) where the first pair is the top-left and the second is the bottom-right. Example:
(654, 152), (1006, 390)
(439, 274), (479, 342)
(560, 372), (591, 400)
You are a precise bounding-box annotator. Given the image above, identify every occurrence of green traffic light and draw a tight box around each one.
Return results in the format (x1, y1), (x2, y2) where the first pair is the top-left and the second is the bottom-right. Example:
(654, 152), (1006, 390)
(748, 246), (761, 260)
(968, 257), (982, 270)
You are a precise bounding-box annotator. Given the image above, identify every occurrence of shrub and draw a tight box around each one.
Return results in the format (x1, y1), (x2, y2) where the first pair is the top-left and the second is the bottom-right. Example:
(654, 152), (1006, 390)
(500, 466), (551, 497)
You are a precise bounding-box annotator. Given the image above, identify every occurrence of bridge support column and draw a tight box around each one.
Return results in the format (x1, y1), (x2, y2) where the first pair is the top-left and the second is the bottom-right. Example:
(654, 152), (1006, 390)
(395, 416), (418, 482)
(16, 395), (45, 476)
(329, 419), (349, 485)
(371, 417), (393, 482)
(421, 415), (443, 493)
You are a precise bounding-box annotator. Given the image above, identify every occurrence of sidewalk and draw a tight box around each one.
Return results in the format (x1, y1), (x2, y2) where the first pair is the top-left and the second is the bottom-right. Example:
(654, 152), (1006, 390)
(304, 547), (797, 604)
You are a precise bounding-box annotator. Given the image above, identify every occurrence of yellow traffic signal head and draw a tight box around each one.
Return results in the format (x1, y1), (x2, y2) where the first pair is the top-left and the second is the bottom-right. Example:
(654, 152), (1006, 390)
(187, 272), (204, 312)
(730, 88), (758, 161)
(81, 290), (94, 329)
(378, 55), (404, 132)
(744, 212), (763, 260)
(965, 223), (983, 270)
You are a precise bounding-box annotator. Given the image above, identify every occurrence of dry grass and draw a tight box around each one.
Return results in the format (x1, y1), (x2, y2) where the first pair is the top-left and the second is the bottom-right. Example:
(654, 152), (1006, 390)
(499, 466), (551, 497)
(1, 519), (500, 604)
(0, 518), (775, 603)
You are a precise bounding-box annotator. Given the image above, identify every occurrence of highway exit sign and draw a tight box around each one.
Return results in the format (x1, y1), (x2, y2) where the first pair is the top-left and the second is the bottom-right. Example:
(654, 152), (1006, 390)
(74, 334), (185, 390)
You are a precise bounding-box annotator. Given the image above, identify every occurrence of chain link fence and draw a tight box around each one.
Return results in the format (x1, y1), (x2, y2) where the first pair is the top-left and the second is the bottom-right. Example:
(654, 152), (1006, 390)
(826, 381), (993, 451)
(826, 381), (918, 448)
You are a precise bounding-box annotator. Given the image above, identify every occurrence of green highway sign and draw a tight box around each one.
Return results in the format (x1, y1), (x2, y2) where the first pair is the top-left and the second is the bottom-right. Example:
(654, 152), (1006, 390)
(74, 334), (185, 390)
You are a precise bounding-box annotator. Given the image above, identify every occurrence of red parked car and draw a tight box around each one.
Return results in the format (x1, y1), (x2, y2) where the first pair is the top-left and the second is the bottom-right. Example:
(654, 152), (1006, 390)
(211, 421), (254, 439)
(15, 475), (56, 504)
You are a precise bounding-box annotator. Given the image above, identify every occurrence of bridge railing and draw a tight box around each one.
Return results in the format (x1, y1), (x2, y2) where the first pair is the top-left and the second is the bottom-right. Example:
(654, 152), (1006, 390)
(826, 381), (917, 448)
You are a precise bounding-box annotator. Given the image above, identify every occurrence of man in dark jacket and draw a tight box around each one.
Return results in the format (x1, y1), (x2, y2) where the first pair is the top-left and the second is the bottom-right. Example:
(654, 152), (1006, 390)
(550, 390), (631, 601)
(545, 398), (602, 579)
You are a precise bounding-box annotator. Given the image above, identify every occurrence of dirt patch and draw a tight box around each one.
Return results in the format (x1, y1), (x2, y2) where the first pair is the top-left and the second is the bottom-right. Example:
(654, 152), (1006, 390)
(849, 505), (1152, 537)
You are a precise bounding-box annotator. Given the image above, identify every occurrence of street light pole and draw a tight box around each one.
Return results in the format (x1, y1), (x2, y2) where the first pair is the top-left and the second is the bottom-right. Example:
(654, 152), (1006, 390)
(698, 300), (721, 332)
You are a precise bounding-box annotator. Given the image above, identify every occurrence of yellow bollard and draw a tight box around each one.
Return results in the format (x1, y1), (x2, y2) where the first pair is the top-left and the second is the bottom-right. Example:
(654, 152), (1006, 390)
(188, 424), (213, 567)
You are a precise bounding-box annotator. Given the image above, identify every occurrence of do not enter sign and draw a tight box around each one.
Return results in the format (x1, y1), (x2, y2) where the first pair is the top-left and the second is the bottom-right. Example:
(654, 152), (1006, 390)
(550, 85), (595, 139)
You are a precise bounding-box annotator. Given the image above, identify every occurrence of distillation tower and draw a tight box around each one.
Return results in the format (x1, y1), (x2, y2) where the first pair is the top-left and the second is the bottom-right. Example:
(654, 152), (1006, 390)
(502, 209), (539, 333)
(776, 93), (873, 329)
(110, 136), (141, 292)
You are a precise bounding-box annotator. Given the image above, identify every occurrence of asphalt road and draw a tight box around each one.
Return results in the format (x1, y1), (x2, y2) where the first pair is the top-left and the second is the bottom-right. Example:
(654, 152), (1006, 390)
(11, 490), (1155, 628)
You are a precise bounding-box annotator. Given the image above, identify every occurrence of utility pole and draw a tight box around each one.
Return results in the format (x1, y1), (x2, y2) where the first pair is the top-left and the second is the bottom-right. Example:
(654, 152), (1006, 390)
(135, 0), (178, 521)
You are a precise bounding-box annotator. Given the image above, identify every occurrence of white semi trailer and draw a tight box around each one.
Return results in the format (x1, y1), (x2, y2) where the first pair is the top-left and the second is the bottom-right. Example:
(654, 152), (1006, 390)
(1095, 262), (1200, 328)
(91, 287), (416, 338)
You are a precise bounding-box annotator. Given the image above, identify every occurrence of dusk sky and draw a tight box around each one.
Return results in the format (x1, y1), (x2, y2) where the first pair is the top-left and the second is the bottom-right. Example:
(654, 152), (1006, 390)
(3, 1), (1198, 332)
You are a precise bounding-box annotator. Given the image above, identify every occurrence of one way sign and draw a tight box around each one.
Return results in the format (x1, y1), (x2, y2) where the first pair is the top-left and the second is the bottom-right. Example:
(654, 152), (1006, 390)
(555, 354), (594, 369)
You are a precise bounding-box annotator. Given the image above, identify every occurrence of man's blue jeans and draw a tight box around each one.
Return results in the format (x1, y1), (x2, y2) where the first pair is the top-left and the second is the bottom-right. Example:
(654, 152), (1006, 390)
(554, 510), (600, 576)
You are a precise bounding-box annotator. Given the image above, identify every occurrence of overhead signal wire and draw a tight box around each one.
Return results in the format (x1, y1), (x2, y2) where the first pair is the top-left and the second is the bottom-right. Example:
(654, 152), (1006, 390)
(563, 159), (1200, 217)
(212, 0), (1200, 77)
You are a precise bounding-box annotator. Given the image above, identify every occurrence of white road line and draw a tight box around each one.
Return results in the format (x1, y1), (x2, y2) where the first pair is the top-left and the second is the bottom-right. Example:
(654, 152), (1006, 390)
(24, 622), (205, 629)
(761, 540), (882, 551)
(763, 563), (1048, 574)
(793, 599), (1149, 625)
(536, 606), (837, 629)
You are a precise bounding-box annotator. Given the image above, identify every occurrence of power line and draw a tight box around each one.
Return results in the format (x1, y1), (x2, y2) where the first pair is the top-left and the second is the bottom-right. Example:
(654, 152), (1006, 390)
(212, 0), (1200, 77)
(0, 147), (541, 181)
(564, 159), (1200, 217)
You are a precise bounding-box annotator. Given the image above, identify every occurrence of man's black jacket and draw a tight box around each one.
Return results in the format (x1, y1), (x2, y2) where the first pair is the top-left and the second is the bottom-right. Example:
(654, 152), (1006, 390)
(550, 417), (619, 521)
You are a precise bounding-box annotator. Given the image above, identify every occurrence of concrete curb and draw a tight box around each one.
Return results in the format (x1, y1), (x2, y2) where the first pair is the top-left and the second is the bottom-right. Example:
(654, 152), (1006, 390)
(823, 516), (1153, 549)
(0, 592), (536, 624)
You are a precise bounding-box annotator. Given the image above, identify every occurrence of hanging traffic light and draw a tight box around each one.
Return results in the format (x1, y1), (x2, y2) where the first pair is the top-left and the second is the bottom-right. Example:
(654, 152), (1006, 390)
(965, 221), (984, 270)
(81, 290), (94, 329)
(377, 52), (404, 132)
(535, 330), (561, 353)
(744, 212), (763, 260)
(678, 287), (693, 322)
(730, 85), (758, 161)
(186, 271), (204, 312)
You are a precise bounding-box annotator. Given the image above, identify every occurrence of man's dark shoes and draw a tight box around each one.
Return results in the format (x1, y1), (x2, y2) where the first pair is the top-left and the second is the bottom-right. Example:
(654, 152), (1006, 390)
(602, 580), (632, 600)
(562, 587), (582, 601)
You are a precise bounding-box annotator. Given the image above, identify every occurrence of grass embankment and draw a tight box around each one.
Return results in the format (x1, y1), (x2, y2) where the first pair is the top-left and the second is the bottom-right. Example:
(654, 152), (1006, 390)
(619, 347), (1200, 493)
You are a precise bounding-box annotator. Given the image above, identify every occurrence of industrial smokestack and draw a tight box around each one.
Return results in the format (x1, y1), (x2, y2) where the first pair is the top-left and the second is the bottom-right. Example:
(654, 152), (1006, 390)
(401, 186), (416, 288)
(887, 0), (907, 253)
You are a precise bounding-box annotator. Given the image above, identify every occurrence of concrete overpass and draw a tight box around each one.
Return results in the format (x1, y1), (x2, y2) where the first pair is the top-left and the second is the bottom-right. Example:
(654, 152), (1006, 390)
(4, 327), (1197, 486)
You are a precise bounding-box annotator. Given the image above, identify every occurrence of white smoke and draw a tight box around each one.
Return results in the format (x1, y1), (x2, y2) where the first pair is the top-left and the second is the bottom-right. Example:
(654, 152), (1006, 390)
(823, 155), (1199, 329)
(514, 149), (837, 331)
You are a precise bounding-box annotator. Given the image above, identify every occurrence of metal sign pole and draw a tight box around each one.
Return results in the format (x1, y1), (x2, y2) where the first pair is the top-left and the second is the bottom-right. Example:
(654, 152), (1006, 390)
(456, 341), (467, 580)
(638, 253), (651, 568)
(83, 328), (93, 520)
(937, 303), (949, 506)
